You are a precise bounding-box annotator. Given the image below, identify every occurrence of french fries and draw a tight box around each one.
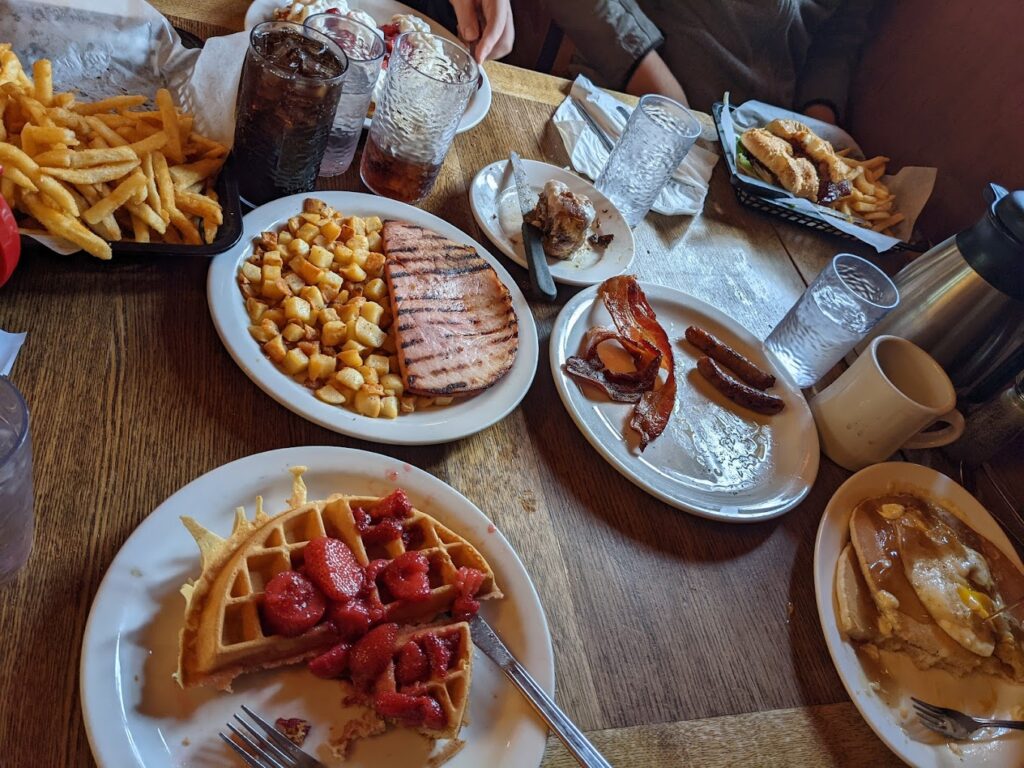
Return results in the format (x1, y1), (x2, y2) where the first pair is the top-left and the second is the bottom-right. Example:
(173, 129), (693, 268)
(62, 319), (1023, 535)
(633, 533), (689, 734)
(0, 49), (227, 258)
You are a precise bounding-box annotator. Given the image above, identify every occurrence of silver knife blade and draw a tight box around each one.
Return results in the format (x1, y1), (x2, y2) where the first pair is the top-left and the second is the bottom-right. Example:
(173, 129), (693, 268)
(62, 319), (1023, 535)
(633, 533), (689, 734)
(469, 614), (515, 669)
(569, 96), (615, 153)
(508, 151), (537, 216)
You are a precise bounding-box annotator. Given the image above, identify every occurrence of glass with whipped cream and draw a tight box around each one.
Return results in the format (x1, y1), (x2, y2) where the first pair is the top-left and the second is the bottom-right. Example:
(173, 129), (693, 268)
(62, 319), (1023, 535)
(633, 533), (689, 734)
(360, 31), (477, 203)
(305, 13), (385, 176)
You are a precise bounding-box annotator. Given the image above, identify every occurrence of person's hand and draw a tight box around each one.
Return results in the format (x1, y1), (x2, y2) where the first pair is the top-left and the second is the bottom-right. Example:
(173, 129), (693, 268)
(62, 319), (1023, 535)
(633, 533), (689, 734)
(450, 0), (514, 62)
(803, 103), (837, 125)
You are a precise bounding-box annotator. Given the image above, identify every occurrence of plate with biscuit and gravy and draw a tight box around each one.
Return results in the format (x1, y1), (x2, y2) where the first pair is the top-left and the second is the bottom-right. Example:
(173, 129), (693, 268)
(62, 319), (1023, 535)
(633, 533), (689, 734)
(815, 462), (1024, 768)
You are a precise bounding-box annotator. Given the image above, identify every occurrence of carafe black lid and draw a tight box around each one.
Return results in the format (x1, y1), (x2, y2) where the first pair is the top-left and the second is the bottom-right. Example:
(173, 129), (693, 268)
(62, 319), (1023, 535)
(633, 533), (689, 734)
(995, 189), (1024, 243)
(956, 184), (1024, 301)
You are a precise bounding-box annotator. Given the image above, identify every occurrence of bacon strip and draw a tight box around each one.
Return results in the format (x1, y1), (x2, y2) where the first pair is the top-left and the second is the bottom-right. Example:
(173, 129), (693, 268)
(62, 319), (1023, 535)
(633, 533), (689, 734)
(564, 327), (662, 403)
(564, 276), (676, 451)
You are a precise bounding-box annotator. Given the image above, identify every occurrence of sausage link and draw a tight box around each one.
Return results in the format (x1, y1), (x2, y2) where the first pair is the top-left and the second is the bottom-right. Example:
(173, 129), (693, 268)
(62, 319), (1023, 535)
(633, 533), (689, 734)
(696, 355), (785, 415)
(685, 326), (776, 390)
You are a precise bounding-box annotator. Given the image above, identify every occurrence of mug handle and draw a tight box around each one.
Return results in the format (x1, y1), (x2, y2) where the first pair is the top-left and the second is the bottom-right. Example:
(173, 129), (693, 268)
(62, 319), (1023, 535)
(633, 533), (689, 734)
(902, 409), (966, 450)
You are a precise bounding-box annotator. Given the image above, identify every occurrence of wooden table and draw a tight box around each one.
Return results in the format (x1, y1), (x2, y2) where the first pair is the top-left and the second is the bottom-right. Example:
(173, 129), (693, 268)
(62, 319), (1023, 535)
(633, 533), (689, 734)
(0, 5), (994, 767)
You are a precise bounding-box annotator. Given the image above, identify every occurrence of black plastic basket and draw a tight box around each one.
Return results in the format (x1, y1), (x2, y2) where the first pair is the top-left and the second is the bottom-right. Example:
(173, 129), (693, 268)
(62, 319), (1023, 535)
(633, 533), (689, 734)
(16, 25), (244, 259)
(711, 102), (928, 253)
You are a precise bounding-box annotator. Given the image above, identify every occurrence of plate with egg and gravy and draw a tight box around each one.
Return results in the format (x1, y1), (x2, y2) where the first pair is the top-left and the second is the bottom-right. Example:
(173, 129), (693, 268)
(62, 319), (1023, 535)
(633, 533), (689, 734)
(814, 462), (1024, 767)
(469, 158), (634, 286)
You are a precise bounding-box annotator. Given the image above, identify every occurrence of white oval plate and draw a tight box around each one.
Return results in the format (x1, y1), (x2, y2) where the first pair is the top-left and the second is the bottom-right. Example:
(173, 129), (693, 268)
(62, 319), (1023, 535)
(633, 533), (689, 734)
(243, 0), (491, 133)
(81, 446), (554, 768)
(550, 282), (819, 522)
(207, 191), (538, 445)
(468, 159), (634, 287)
(814, 462), (1024, 768)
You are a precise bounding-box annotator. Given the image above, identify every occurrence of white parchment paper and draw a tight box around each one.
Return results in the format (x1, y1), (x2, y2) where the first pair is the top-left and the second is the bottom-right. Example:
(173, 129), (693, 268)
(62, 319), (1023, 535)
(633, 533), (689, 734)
(2, 0), (250, 253)
(719, 93), (937, 251)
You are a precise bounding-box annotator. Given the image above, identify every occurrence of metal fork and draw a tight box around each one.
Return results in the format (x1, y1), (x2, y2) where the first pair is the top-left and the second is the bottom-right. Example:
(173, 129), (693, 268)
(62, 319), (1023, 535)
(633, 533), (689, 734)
(220, 705), (325, 768)
(912, 697), (1024, 740)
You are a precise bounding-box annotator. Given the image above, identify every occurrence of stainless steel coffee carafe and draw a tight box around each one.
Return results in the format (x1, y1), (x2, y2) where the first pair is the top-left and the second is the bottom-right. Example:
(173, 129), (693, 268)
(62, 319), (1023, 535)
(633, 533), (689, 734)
(862, 184), (1024, 400)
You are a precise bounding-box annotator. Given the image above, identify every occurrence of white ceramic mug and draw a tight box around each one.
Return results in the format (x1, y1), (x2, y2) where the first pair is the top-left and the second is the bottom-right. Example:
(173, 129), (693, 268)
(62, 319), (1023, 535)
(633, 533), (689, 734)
(809, 336), (965, 470)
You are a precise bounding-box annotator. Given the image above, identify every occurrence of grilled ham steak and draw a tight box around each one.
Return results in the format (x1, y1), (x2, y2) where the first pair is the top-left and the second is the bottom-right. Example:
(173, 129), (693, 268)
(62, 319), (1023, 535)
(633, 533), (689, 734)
(383, 221), (519, 397)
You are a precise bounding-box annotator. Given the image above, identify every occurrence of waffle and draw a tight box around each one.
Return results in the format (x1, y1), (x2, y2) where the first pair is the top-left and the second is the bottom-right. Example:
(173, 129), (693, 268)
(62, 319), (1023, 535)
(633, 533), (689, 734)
(379, 622), (472, 740)
(175, 468), (501, 691)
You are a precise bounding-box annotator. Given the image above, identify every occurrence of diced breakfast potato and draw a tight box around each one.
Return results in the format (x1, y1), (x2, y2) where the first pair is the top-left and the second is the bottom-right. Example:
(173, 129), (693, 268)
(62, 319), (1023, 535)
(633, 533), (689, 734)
(335, 366), (364, 391)
(315, 384), (346, 405)
(282, 347), (309, 375)
(308, 353), (336, 382)
(237, 199), (463, 420)
(380, 395), (399, 419)
(360, 301), (384, 326)
(355, 317), (386, 348)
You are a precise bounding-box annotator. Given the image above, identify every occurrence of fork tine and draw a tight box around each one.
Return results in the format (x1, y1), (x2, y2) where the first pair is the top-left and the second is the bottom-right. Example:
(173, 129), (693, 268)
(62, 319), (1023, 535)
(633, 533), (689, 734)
(233, 715), (295, 768)
(911, 697), (946, 716)
(915, 714), (952, 736)
(220, 732), (275, 768)
(240, 704), (313, 761)
(227, 722), (289, 768)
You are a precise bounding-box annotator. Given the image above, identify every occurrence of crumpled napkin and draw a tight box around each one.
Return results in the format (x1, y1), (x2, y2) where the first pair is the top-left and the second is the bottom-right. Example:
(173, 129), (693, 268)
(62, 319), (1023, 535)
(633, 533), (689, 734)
(552, 75), (720, 216)
(0, 330), (26, 376)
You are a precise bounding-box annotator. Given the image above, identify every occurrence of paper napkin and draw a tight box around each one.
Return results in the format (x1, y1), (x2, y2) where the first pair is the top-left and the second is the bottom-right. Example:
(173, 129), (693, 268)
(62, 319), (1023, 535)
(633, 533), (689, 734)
(552, 75), (720, 216)
(0, 330), (26, 376)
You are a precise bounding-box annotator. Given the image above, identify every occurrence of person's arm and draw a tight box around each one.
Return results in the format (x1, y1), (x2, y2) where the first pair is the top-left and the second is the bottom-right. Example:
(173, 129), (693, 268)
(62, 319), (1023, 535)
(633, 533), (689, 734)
(626, 50), (689, 105)
(544, 0), (665, 91)
(795, 0), (877, 125)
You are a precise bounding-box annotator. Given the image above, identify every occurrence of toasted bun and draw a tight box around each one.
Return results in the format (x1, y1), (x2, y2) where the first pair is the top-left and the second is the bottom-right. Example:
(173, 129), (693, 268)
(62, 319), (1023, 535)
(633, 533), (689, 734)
(766, 118), (853, 183)
(765, 118), (810, 140)
(740, 128), (819, 201)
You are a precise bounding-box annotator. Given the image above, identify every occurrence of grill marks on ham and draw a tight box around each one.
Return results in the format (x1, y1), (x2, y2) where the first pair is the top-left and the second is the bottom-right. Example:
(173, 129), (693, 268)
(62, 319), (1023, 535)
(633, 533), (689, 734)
(383, 221), (519, 397)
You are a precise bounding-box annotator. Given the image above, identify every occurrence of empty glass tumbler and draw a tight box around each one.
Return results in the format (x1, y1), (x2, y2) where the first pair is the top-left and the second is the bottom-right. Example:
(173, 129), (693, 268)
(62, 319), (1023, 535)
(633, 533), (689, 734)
(595, 95), (701, 227)
(305, 13), (386, 177)
(0, 376), (32, 586)
(360, 32), (477, 203)
(765, 253), (900, 387)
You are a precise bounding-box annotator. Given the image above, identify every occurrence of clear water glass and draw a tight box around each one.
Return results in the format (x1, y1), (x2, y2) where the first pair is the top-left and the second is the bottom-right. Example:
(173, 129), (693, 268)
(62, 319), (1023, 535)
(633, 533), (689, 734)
(766, 253), (900, 387)
(305, 13), (385, 177)
(360, 32), (477, 203)
(0, 377), (33, 586)
(595, 94), (701, 227)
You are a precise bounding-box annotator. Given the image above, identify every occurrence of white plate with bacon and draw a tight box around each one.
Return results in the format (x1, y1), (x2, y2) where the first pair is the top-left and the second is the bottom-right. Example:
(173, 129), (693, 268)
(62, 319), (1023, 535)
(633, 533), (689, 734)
(244, 0), (491, 133)
(207, 191), (537, 445)
(550, 278), (819, 522)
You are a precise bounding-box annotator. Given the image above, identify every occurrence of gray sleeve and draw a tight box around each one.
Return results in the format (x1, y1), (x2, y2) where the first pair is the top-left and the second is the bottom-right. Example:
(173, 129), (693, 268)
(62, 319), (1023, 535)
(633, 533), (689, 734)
(795, 0), (877, 123)
(545, 0), (665, 89)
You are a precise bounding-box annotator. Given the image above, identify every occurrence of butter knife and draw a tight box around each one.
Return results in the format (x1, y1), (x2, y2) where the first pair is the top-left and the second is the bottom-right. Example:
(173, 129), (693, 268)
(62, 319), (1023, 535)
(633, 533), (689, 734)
(508, 152), (557, 301)
(470, 615), (613, 768)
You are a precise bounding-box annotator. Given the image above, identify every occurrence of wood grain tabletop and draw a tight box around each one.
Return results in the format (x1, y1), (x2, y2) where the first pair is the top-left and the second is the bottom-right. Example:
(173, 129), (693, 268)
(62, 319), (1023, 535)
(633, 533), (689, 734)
(6, 4), (1007, 767)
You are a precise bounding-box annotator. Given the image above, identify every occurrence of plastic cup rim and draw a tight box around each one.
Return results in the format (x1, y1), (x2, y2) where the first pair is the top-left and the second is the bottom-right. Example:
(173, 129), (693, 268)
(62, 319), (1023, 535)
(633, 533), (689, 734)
(248, 20), (349, 85)
(0, 376), (29, 470)
(304, 13), (385, 64)
(636, 94), (702, 139)
(392, 31), (478, 86)
(829, 252), (900, 310)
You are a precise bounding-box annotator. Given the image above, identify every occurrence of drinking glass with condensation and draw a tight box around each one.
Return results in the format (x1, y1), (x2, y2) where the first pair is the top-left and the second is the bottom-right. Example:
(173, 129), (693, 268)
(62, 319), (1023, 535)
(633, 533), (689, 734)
(233, 21), (348, 206)
(305, 14), (386, 177)
(765, 253), (900, 387)
(595, 94), (701, 227)
(0, 376), (32, 586)
(360, 32), (477, 204)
